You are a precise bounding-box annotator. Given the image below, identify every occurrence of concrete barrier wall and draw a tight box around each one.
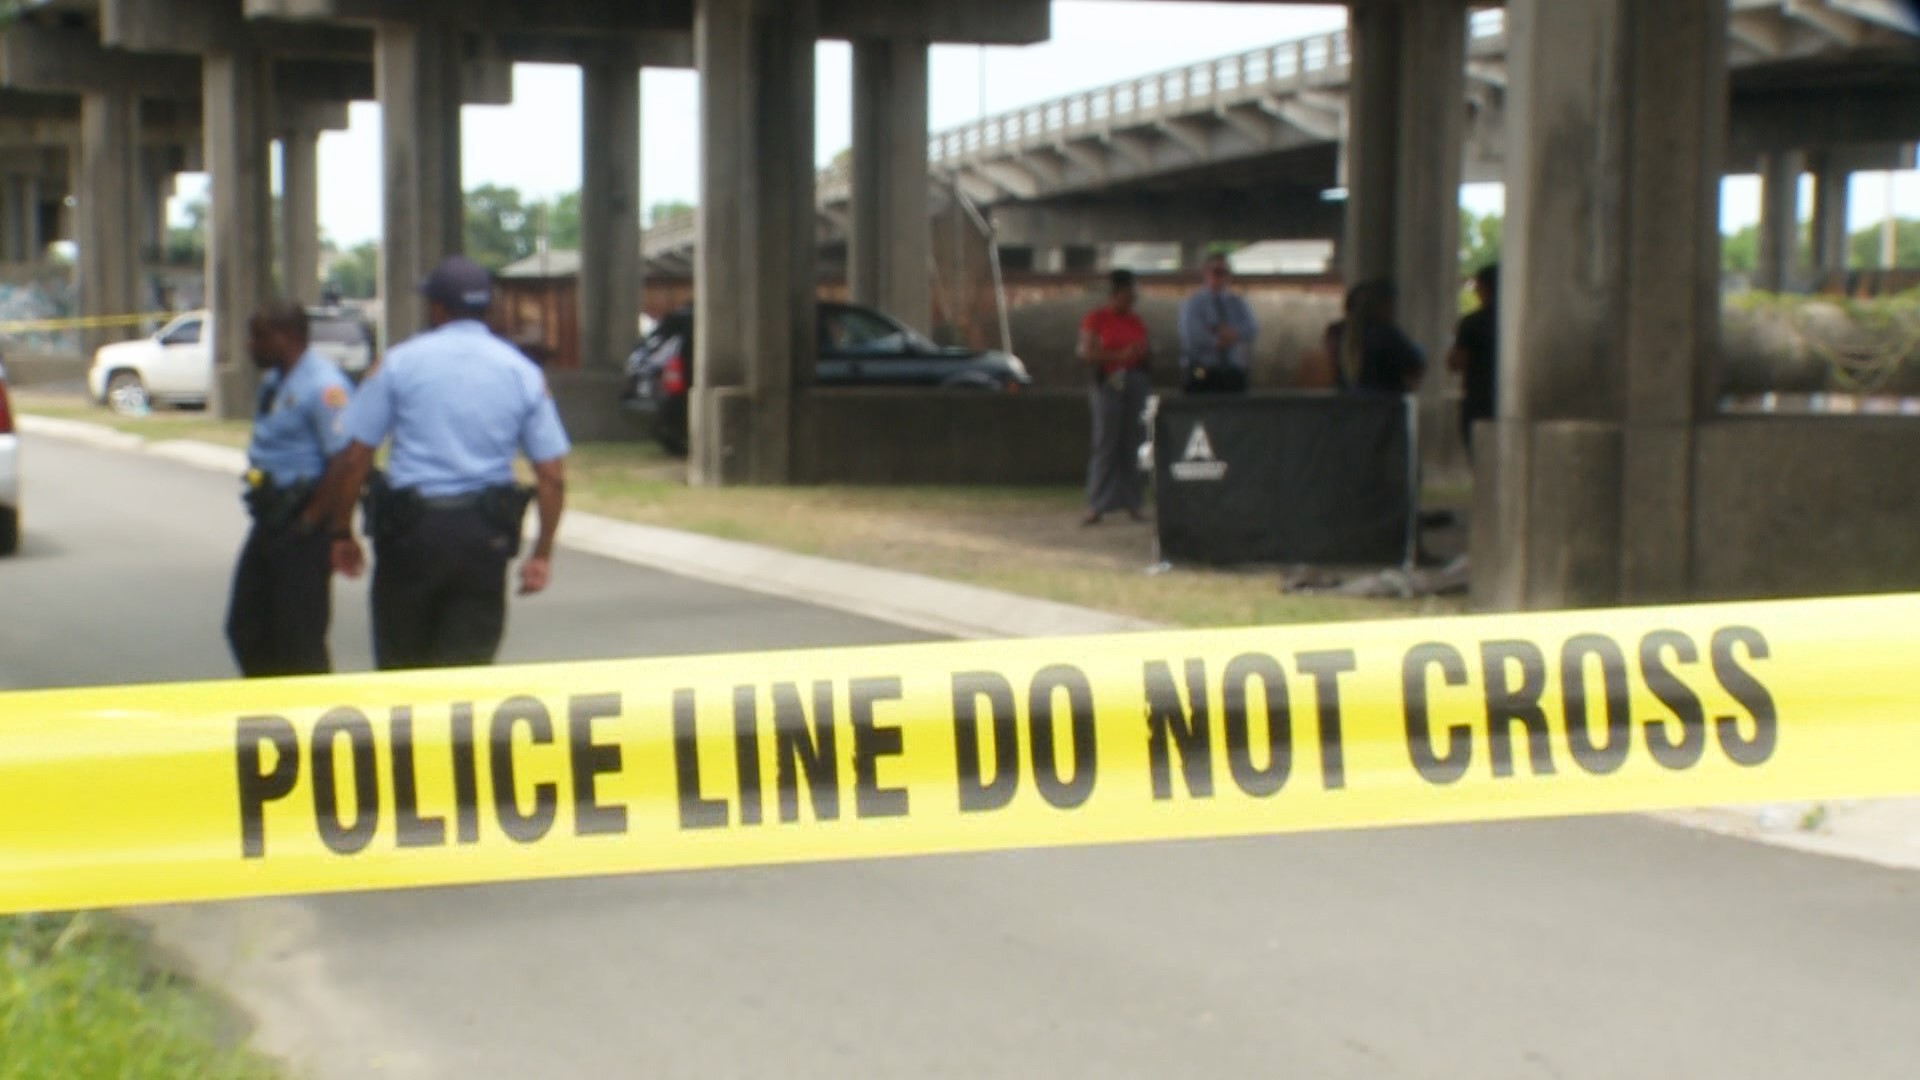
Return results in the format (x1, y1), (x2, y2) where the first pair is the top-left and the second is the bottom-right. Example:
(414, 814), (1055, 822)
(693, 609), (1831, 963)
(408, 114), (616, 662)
(794, 388), (1090, 485)
(1692, 416), (1920, 598)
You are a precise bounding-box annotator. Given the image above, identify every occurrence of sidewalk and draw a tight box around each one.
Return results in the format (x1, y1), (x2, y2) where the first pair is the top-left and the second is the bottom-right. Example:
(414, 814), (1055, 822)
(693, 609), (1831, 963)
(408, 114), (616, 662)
(19, 411), (1920, 874)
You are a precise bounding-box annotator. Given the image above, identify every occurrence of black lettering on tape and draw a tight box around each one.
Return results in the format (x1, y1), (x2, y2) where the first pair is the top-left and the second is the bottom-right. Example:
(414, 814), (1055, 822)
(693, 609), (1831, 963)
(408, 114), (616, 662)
(732, 685), (765, 827)
(1403, 644), (1472, 785)
(774, 681), (840, 823)
(1711, 627), (1778, 767)
(568, 693), (628, 837)
(390, 707), (449, 848)
(1221, 654), (1292, 798)
(1560, 635), (1633, 776)
(1481, 641), (1557, 778)
(674, 689), (729, 830)
(491, 697), (559, 844)
(312, 708), (380, 856)
(451, 704), (481, 844)
(236, 715), (299, 859)
(1030, 665), (1098, 809)
(1295, 650), (1355, 790)
(850, 677), (909, 819)
(1640, 631), (1707, 770)
(1143, 660), (1214, 801)
(952, 673), (1019, 813)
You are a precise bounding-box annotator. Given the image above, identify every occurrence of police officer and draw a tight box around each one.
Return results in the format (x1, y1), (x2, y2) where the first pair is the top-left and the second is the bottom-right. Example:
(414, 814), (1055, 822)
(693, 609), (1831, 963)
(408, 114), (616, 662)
(225, 300), (354, 678)
(312, 255), (571, 670)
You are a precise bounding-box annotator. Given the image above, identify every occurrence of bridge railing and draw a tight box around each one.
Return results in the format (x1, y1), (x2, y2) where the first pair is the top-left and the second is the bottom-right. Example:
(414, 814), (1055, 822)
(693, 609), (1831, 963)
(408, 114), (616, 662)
(928, 7), (1506, 169)
(646, 9), (1510, 251)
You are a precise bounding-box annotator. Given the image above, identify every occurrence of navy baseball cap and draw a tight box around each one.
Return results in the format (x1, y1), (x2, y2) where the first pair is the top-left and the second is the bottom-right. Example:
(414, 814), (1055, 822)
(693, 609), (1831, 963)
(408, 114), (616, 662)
(420, 255), (494, 313)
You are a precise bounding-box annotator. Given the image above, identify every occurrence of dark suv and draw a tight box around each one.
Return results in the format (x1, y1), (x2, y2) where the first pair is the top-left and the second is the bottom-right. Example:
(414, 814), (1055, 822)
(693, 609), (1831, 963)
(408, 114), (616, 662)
(621, 301), (1033, 454)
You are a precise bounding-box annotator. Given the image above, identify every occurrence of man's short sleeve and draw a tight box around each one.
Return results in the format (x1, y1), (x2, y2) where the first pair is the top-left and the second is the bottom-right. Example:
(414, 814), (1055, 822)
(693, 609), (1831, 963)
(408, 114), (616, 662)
(339, 361), (397, 449)
(310, 374), (353, 456)
(519, 376), (572, 464)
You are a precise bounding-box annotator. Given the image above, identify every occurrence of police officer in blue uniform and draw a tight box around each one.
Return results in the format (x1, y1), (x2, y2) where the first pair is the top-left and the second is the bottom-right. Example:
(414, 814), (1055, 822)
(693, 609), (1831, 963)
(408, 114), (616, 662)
(226, 300), (354, 678)
(311, 256), (571, 670)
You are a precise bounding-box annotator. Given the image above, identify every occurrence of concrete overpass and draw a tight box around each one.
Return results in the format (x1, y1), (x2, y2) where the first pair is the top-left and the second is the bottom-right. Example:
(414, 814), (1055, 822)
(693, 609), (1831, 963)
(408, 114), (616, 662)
(643, 2), (1920, 292)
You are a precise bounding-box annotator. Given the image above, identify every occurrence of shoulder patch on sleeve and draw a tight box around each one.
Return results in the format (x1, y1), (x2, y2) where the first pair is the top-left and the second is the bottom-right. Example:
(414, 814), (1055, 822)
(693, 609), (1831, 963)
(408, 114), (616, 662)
(322, 384), (349, 409)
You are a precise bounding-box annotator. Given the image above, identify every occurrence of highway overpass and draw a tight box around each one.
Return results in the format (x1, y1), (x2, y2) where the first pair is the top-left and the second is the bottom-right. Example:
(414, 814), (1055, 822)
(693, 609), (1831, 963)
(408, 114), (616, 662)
(643, 2), (1920, 295)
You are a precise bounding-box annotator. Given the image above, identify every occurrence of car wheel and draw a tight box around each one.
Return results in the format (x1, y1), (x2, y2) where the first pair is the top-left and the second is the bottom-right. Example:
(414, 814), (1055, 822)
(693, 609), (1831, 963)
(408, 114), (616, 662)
(105, 371), (150, 416)
(0, 507), (17, 557)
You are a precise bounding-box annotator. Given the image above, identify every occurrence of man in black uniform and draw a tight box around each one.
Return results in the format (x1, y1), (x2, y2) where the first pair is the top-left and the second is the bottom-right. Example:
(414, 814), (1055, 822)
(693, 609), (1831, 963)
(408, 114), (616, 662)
(1447, 263), (1499, 457)
(310, 257), (571, 670)
(225, 300), (355, 677)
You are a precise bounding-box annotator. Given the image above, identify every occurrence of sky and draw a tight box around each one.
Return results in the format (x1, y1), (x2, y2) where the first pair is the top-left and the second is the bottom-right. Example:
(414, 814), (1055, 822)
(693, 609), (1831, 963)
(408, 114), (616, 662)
(170, 0), (1919, 247)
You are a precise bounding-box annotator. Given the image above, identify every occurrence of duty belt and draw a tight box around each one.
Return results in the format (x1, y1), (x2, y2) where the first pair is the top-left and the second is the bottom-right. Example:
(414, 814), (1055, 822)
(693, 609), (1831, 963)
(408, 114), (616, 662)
(419, 493), (486, 511)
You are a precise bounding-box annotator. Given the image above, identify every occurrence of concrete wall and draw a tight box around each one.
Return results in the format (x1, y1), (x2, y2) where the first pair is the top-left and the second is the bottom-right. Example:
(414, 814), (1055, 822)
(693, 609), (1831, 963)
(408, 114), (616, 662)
(793, 388), (1090, 485)
(1692, 417), (1920, 598)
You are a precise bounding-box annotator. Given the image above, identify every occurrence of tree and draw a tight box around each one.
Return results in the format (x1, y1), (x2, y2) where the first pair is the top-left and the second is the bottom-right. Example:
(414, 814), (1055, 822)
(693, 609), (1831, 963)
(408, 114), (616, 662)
(1849, 219), (1920, 270)
(325, 241), (380, 300)
(648, 200), (695, 227)
(1723, 223), (1759, 272)
(541, 191), (582, 252)
(1459, 208), (1502, 272)
(167, 198), (208, 266)
(463, 184), (537, 271)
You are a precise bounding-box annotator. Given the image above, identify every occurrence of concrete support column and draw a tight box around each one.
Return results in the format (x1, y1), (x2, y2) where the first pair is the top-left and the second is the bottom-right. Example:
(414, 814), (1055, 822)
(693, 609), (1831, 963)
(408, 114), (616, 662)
(691, 0), (819, 486)
(1344, 0), (1468, 467)
(1755, 150), (1804, 293)
(205, 45), (275, 418)
(80, 90), (142, 357)
(1, 179), (24, 263)
(849, 36), (930, 333)
(1810, 155), (1851, 281)
(278, 126), (321, 304)
(17, 176), (46, 263)
(578, 56), (643, 371)
(378, 21), (465, 346)
(139, 162), (170, 265)
(1472, 0), (1727, 610)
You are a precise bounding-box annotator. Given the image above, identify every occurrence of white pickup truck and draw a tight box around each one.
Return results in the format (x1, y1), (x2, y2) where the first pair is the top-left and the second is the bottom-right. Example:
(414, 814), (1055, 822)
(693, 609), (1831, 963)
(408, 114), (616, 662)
(88, 308), (376, 415)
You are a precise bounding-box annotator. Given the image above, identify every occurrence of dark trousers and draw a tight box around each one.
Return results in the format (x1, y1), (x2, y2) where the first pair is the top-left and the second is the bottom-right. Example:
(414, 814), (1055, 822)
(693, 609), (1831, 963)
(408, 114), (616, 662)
(1183, 365), (1247, 395)
(226, 522), (334, 678)
(1087, 370), (1149, 515)
(371, 507), (514, 671)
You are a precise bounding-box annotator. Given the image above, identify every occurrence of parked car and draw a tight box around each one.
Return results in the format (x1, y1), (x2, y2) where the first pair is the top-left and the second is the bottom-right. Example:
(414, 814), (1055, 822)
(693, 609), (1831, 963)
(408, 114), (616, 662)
(621, 302), (1033, 455)
(0, 355), (18, 555)
(87, 307), (376, 415)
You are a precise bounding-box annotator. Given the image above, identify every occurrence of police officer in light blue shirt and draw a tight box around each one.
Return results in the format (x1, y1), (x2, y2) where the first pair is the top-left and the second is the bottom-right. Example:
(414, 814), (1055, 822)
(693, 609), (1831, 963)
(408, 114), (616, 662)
(225, 300), (354, 678)
(312, 255), (571, 670)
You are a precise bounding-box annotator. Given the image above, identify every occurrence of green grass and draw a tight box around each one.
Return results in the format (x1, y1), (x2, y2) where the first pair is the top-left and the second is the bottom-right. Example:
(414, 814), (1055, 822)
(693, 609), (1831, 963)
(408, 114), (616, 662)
(16, 395), (252, 449)
(559, 443), (1459, 629)
(0, 914), (277, 1080)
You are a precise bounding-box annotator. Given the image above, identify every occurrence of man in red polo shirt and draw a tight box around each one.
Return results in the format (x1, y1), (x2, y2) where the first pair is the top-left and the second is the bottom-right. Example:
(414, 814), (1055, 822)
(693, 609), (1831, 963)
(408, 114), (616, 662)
(1078, 269), (1151, 526)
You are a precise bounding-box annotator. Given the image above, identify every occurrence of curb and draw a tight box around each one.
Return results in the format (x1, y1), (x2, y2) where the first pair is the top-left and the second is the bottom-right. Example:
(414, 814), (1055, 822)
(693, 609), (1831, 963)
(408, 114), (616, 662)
(17, 413), (1161, 641)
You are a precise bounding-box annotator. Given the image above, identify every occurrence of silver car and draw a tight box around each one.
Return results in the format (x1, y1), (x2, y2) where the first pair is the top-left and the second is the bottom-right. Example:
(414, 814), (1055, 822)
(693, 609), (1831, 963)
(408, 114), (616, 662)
(0, 356), (19, 555)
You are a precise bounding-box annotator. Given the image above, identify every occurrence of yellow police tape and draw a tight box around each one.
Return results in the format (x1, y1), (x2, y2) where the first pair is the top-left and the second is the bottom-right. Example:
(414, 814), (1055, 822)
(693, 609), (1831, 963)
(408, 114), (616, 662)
(0, 312), (159, 333)
(2, 593), (1917, 915)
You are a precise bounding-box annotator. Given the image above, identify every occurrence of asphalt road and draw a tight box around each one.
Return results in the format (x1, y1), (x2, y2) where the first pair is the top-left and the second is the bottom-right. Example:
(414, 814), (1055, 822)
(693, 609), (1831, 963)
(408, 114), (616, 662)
(6, 433), (1920, 1079)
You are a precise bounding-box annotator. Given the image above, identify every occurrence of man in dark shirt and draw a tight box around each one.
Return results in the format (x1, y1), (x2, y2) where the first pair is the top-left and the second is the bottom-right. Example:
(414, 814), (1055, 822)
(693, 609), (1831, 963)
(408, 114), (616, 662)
(1329, 280), (1426, 395)
(1446, 263), (1499, 456)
